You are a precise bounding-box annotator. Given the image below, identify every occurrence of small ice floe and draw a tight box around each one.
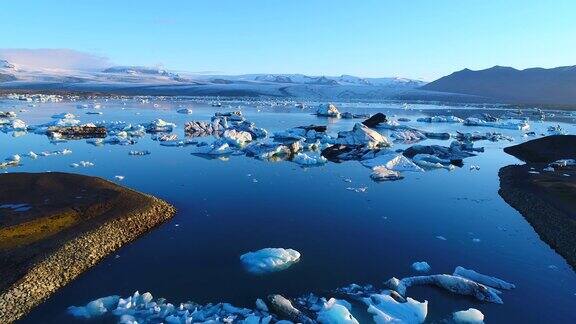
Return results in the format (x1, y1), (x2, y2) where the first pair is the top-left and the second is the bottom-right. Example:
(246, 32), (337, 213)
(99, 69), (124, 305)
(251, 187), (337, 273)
(364, 292), (428, 324)
(436, 236), (447, 241)
(464, 117), (530, 131)
(547, 124), (567, 135)
(453, 266), (515, 290)
(223, 129), (253, 147)
(86, 111), (103, 115)
(453, 308), (485, 324)
(51, 112), (75, 119)
(472, 238), (481, 243)
(240, 248), (301, 274)
(68, 295), (120, 319)
(0, 203), (31, 212)
(335, 123), (392, 148)
(177, 108), (193, 114)
(361, 153), (424, 172)
(412, 154), (455, 170)
(190, 141), (234, 155)
(417, 115), (464, 123)
(129, 150), (151, 156)
(412, 261), (431, 272)
(370, 166), (403, 182)
(145, 119), (176, 133)
(114, 175), (125, 181)
(292, 152), (327, 166)
(316, 103), (341, 118)
(316, 298), (359, 324)
(469, 165), (480, 171)
(70, 161), (94, 168)
(391, 129), (426, 142)
(346, 187), (368, 193)
(543, 166), (555, 172)
(10, 119), (28, 131)
(528, 170), (540, 174)
(550, 159), (576, 168)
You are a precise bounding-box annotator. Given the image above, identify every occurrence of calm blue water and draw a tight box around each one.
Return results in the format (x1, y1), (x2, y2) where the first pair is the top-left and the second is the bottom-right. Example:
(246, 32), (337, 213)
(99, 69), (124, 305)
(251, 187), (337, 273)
(2, 98), (576, 323)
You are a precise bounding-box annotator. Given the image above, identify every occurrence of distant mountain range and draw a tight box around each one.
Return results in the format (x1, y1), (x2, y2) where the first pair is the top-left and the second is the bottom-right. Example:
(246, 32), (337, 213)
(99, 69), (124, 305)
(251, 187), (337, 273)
(0, 60), (429, 100)
(3, 59), (575, 105)
(421, 65), (576, 105)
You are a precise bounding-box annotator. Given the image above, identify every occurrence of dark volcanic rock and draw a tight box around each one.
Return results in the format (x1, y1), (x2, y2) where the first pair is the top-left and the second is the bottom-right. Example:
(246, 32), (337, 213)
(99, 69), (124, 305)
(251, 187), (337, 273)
(47, 125), (107, 139)
(504, 135), (576, 163)
(499, 164), (576, 269)
(362, 113), (387, 128)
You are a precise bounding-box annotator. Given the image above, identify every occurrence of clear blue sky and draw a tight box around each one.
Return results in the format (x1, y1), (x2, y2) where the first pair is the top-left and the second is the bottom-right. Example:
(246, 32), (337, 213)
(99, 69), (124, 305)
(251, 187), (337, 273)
(1, 0), (574, 80)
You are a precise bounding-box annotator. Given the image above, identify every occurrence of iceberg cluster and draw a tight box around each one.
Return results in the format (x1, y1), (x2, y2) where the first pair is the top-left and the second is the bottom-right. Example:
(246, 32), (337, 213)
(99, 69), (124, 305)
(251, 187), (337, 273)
(240, 248), (301, 274)
(68, 263), (508, 324)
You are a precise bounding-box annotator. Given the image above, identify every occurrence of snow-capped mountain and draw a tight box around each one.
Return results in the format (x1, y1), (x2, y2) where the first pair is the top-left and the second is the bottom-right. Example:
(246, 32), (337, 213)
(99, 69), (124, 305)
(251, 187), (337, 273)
(0, 61), (428, 100)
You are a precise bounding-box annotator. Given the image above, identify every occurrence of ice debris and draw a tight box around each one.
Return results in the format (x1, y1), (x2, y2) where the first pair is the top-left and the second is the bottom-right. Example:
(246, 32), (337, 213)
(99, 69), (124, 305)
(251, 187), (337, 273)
(365, 293), (428, 324)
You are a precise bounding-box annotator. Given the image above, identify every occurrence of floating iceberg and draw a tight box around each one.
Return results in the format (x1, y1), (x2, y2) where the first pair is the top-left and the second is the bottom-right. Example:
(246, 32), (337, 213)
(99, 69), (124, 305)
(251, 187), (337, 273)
(385, 274), (504, 304)
(364, 292), (428, 324)
(417, 115), (464, 123)
(240, 248), (301, 274)
(223, 129), (253, 147)
(190, 141), (235, 155)
(464, 117), (530, 131)
(370, 166), (403, 182)
(317, 298), (359, 324)
(453, 308), (485, 324)
(68, 295), (120, 319)
(51, 112), (76, 119)
(316, 103), (340, 118)
(292, 153), (327, 166)
(412, 261), (431, 272)
(335, 123), (392, 148)
(145, 119), (176, 133)
(391, 129), (426, 142)
(453, 266), (515, 290)
(412, 154), (455, 170)
(177, 108), (193, 114)
(361, 153), (424, 172)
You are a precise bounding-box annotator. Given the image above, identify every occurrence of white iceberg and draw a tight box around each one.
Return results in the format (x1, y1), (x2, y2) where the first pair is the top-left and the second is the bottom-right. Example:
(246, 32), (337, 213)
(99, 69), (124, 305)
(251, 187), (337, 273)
(453, 308), (485, 324)
(316, 103), (340, 118)
(417, 116), (464, 123)
(361, 153), (424, 172)
(240, 248), (301, 274)
(223, 129), (253, 147)
(145, 119), (176, 132)
(370, 166), (403, 182)
(464, 117), (530, 131)
(336, 123), (392, 148)
(364, 292), (427, 324)
(190, 141), (235, 155)
(292, 153), (327, 166)
(317, 298), (359, 324)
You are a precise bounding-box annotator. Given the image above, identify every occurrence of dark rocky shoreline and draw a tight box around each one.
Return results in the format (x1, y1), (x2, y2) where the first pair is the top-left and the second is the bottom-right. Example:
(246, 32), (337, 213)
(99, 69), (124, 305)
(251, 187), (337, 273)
(499, 136), (576, 270)
(0, 173), (176, 323)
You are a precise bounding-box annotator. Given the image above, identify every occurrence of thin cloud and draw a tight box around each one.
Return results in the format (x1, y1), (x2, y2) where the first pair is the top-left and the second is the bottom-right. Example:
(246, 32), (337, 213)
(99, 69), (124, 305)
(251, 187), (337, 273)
(0, 48), (112, 71)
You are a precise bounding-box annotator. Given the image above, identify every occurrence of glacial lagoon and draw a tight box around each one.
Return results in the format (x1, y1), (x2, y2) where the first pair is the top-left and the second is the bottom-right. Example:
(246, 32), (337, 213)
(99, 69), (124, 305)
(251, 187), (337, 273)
(2, 97), (576, 323)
